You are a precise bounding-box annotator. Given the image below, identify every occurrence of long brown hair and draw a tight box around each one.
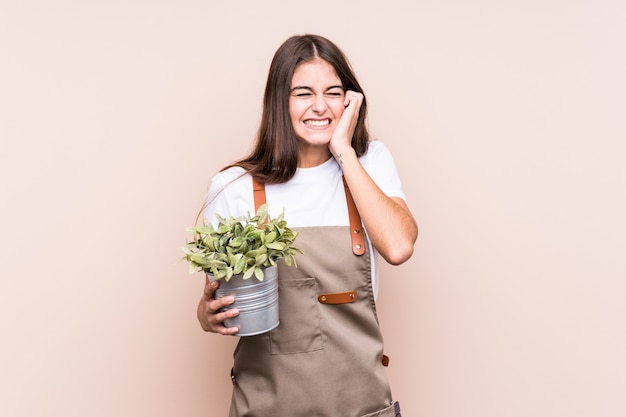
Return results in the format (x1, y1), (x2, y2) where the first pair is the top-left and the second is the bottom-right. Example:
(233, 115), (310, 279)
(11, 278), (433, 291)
(225, 34), (370, 184)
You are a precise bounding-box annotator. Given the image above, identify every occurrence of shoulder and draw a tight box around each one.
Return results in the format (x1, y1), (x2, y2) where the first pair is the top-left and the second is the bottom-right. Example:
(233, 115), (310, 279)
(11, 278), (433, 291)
(367, 140), (388, 153)
(204, 167), (254, 222)
(360, 140), (396, 168)
(360, 140), (407, 200)
(210, 166), (248, 186)
(361, 139), (392, 159)
(208, 166), (249, 196)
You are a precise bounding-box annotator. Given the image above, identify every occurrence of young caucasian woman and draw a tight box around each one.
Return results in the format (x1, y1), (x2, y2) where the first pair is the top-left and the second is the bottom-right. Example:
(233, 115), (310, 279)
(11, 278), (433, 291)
(196, 34), (417, 417)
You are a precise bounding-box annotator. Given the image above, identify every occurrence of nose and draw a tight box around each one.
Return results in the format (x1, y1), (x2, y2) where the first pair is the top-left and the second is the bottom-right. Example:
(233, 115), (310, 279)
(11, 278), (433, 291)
(311, 94), (328, 113)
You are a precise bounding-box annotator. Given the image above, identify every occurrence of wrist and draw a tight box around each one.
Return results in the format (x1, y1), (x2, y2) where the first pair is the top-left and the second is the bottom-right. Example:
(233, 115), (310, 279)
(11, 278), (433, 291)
(330, 146), (356, 165)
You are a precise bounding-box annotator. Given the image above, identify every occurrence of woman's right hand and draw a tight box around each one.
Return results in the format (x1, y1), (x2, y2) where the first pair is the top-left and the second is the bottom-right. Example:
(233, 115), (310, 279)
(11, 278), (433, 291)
(197, 277), (240, 335)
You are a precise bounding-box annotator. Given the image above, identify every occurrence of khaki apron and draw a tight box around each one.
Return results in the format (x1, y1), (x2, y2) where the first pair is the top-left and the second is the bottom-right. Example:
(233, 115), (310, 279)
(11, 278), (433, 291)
(227, 178), (399, 417)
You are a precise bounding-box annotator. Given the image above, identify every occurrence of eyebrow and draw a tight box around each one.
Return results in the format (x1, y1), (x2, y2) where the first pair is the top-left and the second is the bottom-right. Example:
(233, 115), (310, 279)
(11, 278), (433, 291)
(290, 85), (344, 93)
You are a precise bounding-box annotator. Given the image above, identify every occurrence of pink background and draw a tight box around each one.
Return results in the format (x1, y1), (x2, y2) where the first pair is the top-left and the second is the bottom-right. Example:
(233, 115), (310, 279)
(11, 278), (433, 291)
(1, 1), (624, 416)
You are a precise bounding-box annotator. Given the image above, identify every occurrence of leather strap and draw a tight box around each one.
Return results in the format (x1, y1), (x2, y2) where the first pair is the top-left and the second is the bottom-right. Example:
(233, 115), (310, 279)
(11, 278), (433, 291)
(343, 177), (365, 256)
(252, 177), (266, 211)
(318, 290), (358, 304)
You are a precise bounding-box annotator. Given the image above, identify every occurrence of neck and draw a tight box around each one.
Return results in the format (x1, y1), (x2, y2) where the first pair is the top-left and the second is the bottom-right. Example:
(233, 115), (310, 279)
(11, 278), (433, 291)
(297, 146), (332, 168)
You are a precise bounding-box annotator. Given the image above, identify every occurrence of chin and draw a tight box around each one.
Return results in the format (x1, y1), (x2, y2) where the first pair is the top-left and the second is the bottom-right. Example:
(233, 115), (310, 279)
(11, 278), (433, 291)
(310, 131), (336, 143)
(303, 138), (332, 147)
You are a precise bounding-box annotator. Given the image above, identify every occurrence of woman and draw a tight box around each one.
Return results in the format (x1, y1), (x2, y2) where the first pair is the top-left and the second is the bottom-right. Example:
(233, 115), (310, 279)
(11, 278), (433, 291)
(197, 34), (417, 417)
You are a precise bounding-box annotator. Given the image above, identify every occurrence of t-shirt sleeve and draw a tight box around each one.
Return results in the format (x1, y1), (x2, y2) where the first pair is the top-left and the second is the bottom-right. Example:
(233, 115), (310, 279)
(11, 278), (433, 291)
(361, 141), (408, 202)
(203, 175), (229, 227)
(202, 168), (252, 227)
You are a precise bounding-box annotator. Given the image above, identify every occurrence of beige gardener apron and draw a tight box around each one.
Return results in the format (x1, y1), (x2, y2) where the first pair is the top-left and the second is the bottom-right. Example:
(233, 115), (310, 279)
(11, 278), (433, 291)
(227, 178), (401, 417)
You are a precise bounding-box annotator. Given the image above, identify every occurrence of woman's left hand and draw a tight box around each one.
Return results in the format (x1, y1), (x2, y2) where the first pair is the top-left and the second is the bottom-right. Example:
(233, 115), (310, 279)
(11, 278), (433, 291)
(329, 90), (363, 158)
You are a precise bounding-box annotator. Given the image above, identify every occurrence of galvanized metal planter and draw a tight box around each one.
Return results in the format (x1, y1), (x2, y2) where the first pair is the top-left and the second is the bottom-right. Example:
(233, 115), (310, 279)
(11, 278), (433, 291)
(210, 266), (279, 336)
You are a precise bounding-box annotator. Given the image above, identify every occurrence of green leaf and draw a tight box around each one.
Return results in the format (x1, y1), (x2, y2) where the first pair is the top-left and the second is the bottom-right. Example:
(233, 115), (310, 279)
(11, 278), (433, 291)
(254, 267), (264, 281)
(266, 242), (285, 250)
(195, 225), (214, 234)
(245, 247), (267, 258)
(264, 231), (277, 243)
(256, 203), (268, 219)
(190, 254), (210, 266)
(243, 267), (255, 280)
(234, 256), (246, 274)
(203, 237), (216, 251)
(209, 259), (227, 270)
(217, 224), (231, 234)
(255, 253), (268, 266)
(229, 237), (244, 248)
(245, 230), (262, 242)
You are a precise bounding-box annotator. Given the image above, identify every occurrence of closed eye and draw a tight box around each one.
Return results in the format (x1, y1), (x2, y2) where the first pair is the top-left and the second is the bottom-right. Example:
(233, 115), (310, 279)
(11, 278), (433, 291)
(325, 86), (345, 98)
(290, 86), (344, 98)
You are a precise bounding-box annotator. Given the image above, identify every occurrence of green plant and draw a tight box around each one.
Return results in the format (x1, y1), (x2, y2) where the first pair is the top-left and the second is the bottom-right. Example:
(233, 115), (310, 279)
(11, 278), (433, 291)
(183, 204), (303, 281)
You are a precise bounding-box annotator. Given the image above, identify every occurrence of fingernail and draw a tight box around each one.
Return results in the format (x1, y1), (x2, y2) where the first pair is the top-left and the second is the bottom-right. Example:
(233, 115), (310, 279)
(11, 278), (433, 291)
(224, 296), (234, 304)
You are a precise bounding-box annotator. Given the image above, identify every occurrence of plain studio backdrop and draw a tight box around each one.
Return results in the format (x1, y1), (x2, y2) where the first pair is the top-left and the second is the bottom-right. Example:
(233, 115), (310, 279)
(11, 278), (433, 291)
(1, 1), (624, 416)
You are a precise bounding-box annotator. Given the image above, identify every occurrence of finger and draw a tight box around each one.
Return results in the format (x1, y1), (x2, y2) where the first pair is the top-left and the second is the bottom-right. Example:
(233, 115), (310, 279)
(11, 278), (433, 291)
(344, 93), (355, 107)
(209, 294), (235, 313)
(344, 96), (363, 115)
(203, 279), (218, 299)
(209, 307), (240, 335)
(215, 323), (240, 336)
(212, 307), (239, 325)
(344, 90), (362, 104)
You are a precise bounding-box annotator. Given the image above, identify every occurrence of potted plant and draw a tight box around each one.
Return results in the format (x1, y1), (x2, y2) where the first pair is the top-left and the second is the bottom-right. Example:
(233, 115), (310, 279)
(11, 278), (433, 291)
(183, 204), (302, 336)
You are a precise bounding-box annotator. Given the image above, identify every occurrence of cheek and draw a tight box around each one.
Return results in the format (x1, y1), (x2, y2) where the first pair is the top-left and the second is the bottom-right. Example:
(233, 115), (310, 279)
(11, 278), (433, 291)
(289, 100), (306, 119)
(331, 101), (346, 118)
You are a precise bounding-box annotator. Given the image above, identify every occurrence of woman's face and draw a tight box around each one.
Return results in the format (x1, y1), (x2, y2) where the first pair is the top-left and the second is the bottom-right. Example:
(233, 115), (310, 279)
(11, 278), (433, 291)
(289, 58), (346, 153)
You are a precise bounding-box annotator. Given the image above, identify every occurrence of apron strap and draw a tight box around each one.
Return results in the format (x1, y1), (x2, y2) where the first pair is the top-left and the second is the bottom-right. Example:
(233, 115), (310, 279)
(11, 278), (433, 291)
(343, 177), (365, 256)
(252, 177), (267, 210)
(251, 176), (365, 256)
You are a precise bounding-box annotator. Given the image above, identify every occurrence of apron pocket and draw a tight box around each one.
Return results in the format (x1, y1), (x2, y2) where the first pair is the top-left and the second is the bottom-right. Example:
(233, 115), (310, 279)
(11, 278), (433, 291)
(270, 278), (323, 354)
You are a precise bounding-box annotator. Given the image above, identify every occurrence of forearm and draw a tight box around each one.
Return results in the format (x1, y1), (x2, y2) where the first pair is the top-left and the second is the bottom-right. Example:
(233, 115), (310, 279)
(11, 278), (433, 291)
(334, 147), (418, 265)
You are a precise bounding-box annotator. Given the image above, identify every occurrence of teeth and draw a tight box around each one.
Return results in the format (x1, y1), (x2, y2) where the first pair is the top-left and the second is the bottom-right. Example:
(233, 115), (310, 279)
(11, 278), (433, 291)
(305, 119), (330, 126)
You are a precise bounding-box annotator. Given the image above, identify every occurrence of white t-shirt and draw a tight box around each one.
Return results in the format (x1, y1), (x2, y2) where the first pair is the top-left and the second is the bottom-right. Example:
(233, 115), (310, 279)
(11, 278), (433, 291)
(203, 140), (406, 297)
